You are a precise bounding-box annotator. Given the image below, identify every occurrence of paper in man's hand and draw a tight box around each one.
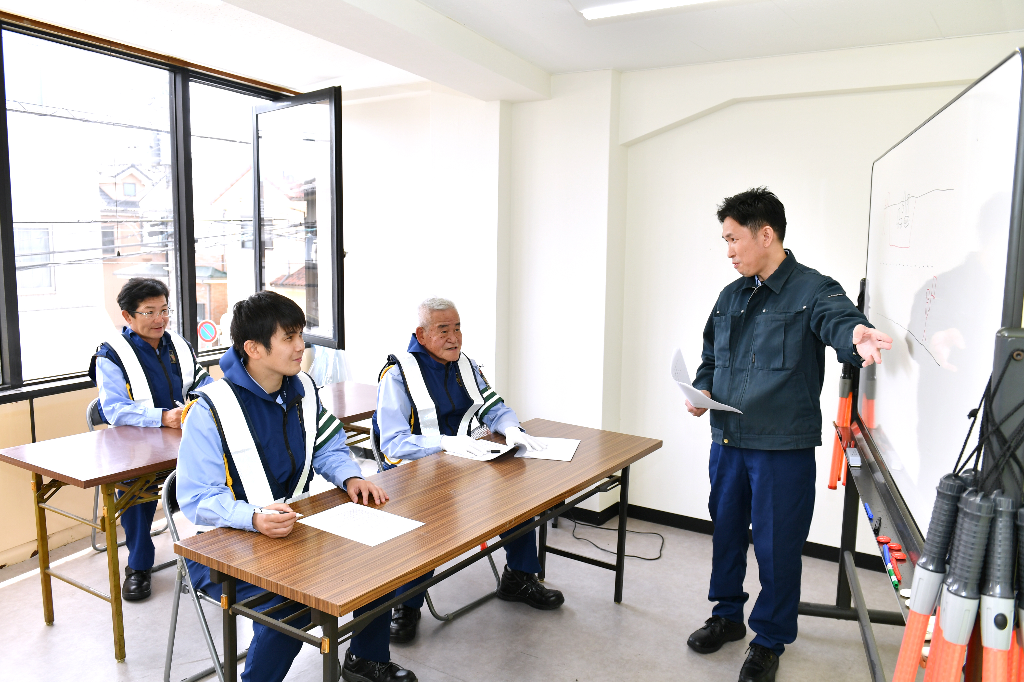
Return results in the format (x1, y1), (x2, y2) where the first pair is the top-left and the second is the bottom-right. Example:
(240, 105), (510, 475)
(671, 348), (742, 414)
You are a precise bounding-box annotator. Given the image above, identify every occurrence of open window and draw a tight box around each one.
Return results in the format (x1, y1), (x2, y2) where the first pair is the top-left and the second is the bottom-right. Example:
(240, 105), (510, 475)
(253, 87), (344, 348)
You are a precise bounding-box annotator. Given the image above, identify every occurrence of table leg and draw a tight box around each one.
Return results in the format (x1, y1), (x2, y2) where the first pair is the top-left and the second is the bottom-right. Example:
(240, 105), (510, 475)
(222, 576), (237, 681)
(101, 483), (126, 661)
(314, 610), (339, 682)
(31, 473), (54, 625)
(614, 466), (630, 604)
(538, 516), (548, 581)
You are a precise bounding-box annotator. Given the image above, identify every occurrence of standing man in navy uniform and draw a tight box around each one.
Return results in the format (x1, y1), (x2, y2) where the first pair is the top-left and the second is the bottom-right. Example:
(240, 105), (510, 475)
(177, 291), (417, 682)
(684, 189), (892, 682)
(88, 277), (212, 601)
(374, 297), (565, 644)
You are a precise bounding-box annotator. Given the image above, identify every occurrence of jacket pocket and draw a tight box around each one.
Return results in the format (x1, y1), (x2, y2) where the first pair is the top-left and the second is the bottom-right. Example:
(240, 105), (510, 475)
(752, 311), (802, 370)
(713, 313), (731, 368)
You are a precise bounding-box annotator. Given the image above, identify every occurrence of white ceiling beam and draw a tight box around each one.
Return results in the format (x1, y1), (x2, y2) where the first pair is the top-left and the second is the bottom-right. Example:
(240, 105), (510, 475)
(223, 0), (550, 102)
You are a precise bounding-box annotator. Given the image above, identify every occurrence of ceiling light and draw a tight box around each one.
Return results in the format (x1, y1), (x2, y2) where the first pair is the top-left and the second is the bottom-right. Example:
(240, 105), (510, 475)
(578, 0), (714, 20)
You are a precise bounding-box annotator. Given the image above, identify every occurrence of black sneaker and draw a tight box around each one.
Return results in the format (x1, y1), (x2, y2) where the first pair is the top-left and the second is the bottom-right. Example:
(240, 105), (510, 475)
(122, 567), (152, 602)
(687, 615), (746, 654)
(738, 644), (779, 682)
(341, 651), (417, 682)
(389, 605), (421, 644)
(496, 566), (565, 610)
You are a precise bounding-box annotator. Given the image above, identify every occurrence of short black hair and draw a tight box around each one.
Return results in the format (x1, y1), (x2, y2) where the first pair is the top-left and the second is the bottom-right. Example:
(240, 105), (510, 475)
(231, 291), (306, 365)
(117, 277), (169, 312)
(716, 187), (787, 243)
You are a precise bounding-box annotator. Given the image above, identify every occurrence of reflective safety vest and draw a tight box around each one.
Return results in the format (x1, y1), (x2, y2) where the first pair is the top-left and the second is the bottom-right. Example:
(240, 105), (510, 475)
(196, 372), (322, 506)
(103, 329), (198, 409)
(388, 351), (502, 438)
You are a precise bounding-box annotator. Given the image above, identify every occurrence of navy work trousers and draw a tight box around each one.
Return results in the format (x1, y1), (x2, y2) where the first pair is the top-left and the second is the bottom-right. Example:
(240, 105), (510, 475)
(117, 491), (157, 571)
(188, 560), (393, 682)
(396, 519), (541, 609)
(707, 442), (816, 656)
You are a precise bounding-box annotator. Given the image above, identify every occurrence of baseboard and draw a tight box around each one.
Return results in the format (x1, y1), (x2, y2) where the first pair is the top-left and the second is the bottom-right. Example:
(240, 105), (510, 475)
(563, 504), (619, 527)
(624, 504), (885, 573)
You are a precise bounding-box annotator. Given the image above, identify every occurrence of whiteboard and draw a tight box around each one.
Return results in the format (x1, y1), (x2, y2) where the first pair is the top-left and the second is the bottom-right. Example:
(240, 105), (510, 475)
(862, 52), (1023, 535)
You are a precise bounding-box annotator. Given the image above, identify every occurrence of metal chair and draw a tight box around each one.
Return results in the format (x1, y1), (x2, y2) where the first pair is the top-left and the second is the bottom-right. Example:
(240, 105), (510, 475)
(86, 398), (169, 553)
(370, 424), (501, 622)
(162, 470), (248, 682)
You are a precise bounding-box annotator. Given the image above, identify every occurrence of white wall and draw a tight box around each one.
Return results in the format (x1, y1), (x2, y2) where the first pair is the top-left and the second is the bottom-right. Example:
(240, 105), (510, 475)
(504, 32), (1024, 549)
(341, 87), (505, 383)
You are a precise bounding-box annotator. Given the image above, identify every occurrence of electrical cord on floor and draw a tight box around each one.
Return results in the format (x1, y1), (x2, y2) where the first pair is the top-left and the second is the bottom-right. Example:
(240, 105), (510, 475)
(562, 510), (665, 561)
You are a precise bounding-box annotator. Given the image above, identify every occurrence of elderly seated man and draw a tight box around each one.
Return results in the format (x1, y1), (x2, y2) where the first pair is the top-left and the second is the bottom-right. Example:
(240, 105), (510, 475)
(373, 297), (565, 644)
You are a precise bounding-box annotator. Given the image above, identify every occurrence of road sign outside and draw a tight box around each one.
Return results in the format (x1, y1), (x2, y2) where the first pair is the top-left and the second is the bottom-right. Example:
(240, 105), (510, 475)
(197, 320), (218, 343)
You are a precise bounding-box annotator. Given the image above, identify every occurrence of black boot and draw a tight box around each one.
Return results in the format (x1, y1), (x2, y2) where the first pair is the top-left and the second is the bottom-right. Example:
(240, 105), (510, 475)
(122, 567), (152, 602)
(738, 644), (779, 682)
(496, 566), (564, 610)
(341, 650), (417, 682)
(687, 615), (746, 654)
(389, 605), (421, 644)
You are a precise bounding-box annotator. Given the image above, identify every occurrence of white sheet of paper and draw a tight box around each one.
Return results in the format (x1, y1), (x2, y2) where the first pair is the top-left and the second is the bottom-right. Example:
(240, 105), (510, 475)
(671, 348), (743, 414)
(446, 441), (518, 461)
(297, 503), (423, 547)
(515, 437), (581, 462)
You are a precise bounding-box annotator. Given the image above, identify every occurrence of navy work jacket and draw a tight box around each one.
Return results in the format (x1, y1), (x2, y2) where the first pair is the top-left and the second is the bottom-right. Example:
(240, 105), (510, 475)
(89, 328), (185, 421)
(692, 250), (870, 450)
(211, 347), (311, 501)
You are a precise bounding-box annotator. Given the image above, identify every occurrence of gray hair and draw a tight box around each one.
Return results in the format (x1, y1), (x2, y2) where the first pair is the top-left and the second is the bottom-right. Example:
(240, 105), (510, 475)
(417, 297), (457, 329)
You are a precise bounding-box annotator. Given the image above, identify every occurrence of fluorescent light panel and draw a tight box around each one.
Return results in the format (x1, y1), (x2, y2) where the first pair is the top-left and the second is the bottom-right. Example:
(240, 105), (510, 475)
(580, 0), (713, 20)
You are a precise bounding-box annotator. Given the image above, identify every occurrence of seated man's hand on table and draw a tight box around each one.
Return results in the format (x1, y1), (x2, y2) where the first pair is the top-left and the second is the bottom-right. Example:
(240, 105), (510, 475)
(345, 477), (389, 506)
(162, 407), (183, 429)
(253, 502), (298, 538)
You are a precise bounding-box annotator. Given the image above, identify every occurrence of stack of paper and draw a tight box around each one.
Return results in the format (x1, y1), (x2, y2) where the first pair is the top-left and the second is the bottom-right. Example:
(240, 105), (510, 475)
(297, 503), (423, 547)
(446, 441), (518, 461)
(515, 437), (580, 462)
(671, 348), (742, 413)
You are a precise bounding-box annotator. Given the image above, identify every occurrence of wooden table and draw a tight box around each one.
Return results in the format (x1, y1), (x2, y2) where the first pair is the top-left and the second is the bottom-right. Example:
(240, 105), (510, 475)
(176, 418), (662, 681)
(0, 426), (181, 661)
(0, 380), (378, 663)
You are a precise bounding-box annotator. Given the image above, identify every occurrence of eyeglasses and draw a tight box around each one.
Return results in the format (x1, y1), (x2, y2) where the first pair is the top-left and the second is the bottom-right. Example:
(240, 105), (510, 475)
(131, 308), (173, 319)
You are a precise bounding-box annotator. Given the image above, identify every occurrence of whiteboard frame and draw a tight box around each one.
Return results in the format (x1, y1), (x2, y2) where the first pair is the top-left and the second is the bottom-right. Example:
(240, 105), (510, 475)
(855, 48), (1024, 537)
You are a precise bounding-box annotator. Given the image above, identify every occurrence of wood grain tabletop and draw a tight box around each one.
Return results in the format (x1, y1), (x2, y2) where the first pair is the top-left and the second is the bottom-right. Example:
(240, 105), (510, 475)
(319, 381), (377, 424)
(0, 426), (181, 488)
(175, 418), (662, 617)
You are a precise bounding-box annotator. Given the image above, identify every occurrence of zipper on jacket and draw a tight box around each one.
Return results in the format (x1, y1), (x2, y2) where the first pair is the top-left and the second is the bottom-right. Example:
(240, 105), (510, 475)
(443, 363), (458, 434)
(154, 342), (177, 406)
(281, 399), (298, 481)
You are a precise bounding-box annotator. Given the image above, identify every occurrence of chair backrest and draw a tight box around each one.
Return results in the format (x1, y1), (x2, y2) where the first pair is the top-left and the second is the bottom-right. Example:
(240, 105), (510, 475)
(162, 470), (182, 543)
(86, 398), (103, 432)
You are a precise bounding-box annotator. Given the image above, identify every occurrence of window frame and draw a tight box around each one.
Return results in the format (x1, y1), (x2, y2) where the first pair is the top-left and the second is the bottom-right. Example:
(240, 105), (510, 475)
(0, 20), (341, 396)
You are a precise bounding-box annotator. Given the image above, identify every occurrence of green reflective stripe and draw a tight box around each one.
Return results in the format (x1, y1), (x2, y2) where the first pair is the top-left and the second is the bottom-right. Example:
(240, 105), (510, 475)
(189, 369), (211, 393)
(316, 409), (338, 439)
(315, 417), (344, 452)
(477, 390), (503, 419)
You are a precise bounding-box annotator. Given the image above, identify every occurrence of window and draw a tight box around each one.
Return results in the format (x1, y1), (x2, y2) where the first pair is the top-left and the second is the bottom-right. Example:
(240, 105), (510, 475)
(3, 29), (177, 381)
(189, 82), (266, 351)
(0, 23), (346, 388)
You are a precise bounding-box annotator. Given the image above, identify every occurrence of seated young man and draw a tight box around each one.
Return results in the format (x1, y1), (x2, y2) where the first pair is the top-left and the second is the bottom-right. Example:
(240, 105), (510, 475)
(177, 291), (417, 682)
(374, 297), (565, 645)
(88, 277), (212, 601)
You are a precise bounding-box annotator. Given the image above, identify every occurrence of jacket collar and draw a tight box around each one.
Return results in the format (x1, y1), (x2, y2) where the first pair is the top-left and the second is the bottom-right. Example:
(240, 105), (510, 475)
(745, 249), (797, 294)
(122, 326), (168, 351)
(219, 346), (304, 402)
(407, 333), (446, 369)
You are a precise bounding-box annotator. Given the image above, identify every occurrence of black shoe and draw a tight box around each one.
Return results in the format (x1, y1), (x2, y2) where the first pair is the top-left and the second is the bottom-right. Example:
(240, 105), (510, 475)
(122, 567), (152, 602)
(738, 644), (779, 682)
(496, 566), (565, 610)
(389, 605), (420, 644)
(341, 651), (417, 682)
(687, 616), (746, 654)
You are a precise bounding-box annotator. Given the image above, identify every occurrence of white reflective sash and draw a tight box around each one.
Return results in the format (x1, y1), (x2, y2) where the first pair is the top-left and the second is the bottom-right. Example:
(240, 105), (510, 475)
(456, 355), (485, 437)
(105, 332), (154, 408)
(394, 352), (440, 437)
(198, 375), (319, 506)
(167, 331), (196, 397)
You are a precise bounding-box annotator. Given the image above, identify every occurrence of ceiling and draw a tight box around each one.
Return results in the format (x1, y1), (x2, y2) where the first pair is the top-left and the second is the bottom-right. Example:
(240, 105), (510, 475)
(416, 0), (1024, 74)
(0, 0), (424, 92)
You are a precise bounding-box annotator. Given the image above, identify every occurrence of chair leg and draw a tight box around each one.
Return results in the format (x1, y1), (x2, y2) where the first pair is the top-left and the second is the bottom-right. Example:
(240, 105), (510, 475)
(424, 552), (503, 622)
(183, 566), (227, 682)
(164, 568), (184, 682)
